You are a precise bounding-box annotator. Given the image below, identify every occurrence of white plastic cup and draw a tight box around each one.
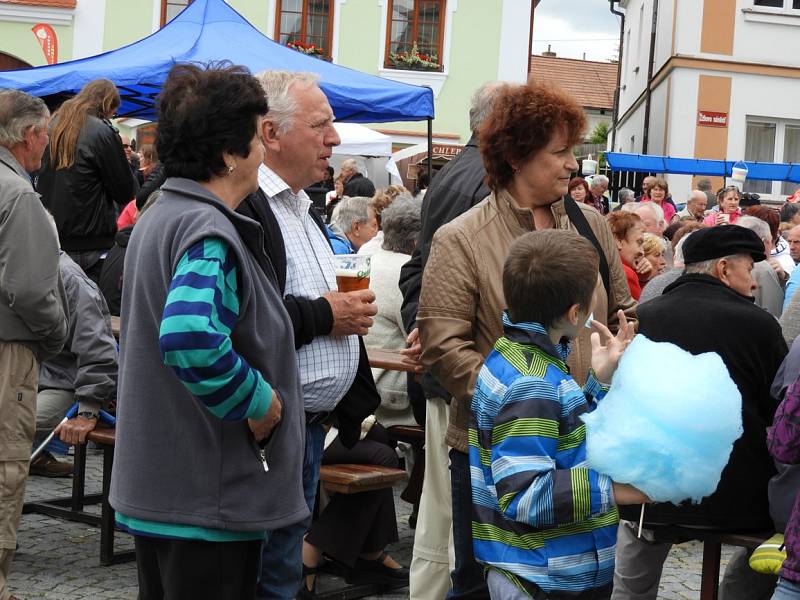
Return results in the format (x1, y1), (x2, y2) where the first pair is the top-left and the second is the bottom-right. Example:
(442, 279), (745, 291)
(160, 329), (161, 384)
(731, 165), (748, 183)
(582, 155), (598, 176)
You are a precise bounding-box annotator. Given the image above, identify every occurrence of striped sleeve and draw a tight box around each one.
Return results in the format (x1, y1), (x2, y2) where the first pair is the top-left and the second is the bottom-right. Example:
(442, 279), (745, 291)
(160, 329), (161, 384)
(490, 376), (613, 528)
(159, 237), (271, 421)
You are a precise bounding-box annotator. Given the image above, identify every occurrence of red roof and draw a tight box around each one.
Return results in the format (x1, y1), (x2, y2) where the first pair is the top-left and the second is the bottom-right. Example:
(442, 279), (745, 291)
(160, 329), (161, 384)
(529, 55), (618, 111)
(0, 0), (76, 8)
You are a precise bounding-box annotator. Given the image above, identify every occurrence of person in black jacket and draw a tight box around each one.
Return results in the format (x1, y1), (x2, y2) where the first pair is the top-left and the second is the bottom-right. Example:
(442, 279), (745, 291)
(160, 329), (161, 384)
(241, 70), (391, 600)
(398, 81), (504, 600)
(37, 79), (137, 283)
(613, 225), (786, 600)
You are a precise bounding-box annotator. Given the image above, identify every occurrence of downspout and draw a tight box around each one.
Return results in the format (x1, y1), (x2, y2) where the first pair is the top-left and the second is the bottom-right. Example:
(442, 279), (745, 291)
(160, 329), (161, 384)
(609, 0), (625, 153)
(642, 0), (659, 154)
(427, 118), (433, 187)
(528, 0), (536, 75)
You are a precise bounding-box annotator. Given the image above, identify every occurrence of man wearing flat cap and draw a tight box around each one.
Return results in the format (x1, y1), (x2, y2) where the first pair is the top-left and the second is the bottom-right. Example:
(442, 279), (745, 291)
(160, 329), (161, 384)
(612, 225), (787, 600)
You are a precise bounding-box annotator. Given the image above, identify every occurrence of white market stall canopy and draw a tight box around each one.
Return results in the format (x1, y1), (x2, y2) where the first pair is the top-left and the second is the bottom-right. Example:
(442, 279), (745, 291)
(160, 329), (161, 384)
(332, 123), (392, 157)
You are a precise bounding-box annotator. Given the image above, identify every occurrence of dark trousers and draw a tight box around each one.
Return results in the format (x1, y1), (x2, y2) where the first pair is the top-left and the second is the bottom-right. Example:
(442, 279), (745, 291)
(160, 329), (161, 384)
(305, 424), (400, 567)
(134, 535), (262, 600)
(447, 448), (489, 600)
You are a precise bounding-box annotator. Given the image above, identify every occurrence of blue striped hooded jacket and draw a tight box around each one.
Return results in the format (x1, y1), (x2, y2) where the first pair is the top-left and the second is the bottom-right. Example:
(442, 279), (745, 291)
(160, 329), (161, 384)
(469, 312), (618, 595)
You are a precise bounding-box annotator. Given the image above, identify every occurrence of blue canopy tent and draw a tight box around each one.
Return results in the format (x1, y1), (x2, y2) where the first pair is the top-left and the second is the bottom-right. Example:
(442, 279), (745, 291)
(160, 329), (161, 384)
(0, 0), (434, 124)
(606, 152), (800, 183)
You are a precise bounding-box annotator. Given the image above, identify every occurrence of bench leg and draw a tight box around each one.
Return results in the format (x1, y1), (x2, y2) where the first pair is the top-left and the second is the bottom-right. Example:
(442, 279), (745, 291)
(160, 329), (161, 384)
(700, 540), (722, 600)
(71, 442), (88, 512)
(99, 444), (115, 566)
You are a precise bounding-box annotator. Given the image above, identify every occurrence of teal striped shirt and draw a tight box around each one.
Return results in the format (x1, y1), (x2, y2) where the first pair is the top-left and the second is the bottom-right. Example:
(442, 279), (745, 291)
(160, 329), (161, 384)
(117, 236), (271, 542)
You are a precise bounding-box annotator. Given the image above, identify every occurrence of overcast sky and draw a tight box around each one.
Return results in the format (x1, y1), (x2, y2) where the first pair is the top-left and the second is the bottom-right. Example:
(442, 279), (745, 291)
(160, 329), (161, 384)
(532, 0), (622, 62)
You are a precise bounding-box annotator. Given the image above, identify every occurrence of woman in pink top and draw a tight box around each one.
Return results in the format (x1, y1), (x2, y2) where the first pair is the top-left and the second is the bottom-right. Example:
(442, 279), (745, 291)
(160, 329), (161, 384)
(703, 186), (742, 226)
(642, 177), (675, 222)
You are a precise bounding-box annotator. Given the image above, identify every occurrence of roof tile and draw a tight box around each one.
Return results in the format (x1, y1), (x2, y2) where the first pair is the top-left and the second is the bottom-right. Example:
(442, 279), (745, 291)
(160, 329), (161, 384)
(529, 55), (618, 111)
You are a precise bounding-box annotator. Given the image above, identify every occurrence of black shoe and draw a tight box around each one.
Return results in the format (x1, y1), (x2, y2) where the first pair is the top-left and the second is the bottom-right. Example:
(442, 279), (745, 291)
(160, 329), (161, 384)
(346, 553), (409, 587)
(296, 563), (318, 599)
(29, 451), (73, 477)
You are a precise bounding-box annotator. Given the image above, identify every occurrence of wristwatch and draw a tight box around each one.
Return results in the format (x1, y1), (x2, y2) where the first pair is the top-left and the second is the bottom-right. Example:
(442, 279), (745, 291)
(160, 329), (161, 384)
(77, 411), (98, 420)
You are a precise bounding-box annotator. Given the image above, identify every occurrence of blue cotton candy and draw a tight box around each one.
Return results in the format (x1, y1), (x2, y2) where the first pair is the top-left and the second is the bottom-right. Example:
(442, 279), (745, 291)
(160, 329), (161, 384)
(581, 335), (743, 504)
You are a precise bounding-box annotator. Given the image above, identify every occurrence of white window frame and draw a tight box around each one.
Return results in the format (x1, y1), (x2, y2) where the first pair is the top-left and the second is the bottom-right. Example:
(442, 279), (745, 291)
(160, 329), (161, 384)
(744, 116), (800, 199)
(752, 0), (800, 11)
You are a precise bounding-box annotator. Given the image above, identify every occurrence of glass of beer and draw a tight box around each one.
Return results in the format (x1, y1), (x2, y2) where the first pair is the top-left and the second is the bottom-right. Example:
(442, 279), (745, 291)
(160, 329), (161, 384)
(333, 254), (371, 292)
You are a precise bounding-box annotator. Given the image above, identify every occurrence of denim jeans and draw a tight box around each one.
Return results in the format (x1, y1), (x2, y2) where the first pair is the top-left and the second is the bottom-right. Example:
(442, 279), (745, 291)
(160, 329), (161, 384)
(773, 578), (800, 600)
(255, 423), (326, 600)
(446, 448), (489, 600)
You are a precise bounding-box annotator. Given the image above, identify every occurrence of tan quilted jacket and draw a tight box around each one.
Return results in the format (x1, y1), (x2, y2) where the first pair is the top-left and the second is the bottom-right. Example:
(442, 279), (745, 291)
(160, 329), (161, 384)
(417, 188), (637, 453)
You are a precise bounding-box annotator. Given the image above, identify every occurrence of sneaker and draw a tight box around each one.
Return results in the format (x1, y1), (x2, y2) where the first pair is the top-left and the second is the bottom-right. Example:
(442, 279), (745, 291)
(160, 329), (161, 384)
(29, 451), (73, 478)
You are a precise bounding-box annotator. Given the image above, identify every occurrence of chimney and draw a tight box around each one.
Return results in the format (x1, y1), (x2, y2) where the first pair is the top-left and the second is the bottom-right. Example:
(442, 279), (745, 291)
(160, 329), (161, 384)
(542, 44), (556, 58)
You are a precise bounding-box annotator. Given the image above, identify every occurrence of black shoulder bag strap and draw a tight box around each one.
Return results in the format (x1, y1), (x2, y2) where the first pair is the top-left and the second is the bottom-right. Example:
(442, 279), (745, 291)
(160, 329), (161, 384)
(562, 195), (611, 294)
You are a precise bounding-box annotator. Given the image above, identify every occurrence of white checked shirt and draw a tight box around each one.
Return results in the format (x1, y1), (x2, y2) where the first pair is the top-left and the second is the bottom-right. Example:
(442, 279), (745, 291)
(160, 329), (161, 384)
(258, 164), (359, 412)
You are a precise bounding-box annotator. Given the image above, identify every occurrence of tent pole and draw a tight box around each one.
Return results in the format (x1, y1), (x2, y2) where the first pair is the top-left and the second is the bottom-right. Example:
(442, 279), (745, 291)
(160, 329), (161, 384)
(427, 118), (433, 185)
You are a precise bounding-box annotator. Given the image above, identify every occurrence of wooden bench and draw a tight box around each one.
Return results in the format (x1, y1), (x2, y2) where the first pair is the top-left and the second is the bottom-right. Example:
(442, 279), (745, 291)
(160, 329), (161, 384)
(319, 463), (407, 495)
(23, 425), (133, 566)
(646, 524), (772, 600)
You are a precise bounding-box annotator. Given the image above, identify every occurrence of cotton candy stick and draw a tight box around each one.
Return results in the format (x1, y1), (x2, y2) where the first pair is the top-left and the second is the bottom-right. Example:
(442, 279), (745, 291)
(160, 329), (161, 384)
(637, 504), (645, 538)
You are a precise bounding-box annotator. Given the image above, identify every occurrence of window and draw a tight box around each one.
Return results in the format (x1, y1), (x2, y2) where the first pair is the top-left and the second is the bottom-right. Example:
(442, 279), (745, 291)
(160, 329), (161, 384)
(744, 119), (800, 197)
(384, 0), (445, 71)
(753, 0), (800, 9)
(161, 0), (191, 26)
(275, 0), (333, 60)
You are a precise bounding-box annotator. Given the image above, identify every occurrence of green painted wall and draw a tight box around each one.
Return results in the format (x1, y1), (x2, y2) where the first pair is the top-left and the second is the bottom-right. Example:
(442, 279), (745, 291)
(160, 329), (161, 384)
(1, 21), (73, 66)
(229, 0), (270, 34)
(332, 0), (503, 142)
(103, 0), (154, 52)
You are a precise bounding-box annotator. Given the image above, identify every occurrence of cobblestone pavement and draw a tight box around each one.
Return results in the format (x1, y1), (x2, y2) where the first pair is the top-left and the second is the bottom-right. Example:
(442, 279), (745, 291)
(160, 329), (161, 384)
(9, 450), (736, 599)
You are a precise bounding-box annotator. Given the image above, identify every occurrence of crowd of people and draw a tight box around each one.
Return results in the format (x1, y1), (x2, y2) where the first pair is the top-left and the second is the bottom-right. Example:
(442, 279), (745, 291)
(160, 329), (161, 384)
(1, 65), (799, 600)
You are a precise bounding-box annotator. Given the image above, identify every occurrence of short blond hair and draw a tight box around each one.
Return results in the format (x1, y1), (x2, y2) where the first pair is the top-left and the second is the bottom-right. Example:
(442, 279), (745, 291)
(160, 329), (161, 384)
(642, 232), (666, 256)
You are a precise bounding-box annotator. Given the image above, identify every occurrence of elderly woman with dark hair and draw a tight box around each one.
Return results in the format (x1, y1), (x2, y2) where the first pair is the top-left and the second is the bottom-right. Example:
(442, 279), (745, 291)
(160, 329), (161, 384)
(109, 63), (307, 599)
(417, 80), (636, 597)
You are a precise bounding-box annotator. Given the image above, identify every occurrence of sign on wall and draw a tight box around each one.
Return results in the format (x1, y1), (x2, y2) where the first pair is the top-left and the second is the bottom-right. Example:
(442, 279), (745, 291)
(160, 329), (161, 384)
(32, 24), (58, 65)
(697, 111), (728, 128)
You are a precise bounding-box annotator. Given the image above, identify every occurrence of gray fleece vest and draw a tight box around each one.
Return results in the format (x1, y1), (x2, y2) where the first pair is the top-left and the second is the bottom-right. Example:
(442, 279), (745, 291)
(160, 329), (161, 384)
(109, 178), (308, 532)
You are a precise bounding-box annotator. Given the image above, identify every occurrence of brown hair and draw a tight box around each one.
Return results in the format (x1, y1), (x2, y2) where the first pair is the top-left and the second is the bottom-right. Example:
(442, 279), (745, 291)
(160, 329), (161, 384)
(503, 229), (598, 327)
(371, 184), (409, 228)
(745, 205), (780, 244)
(568, 177), (591, 199)
(651, 176), (669, 195)
(672, 221), (705, 249)
(140, 143), (158, 166)
(480, 80), (586, 191)
(606, 211), (643, 242)
(49, 79), (120, 170)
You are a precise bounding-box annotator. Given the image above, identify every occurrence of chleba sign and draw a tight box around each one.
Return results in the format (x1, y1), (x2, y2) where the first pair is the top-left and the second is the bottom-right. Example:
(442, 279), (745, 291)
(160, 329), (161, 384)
(697, 111), (728, 128)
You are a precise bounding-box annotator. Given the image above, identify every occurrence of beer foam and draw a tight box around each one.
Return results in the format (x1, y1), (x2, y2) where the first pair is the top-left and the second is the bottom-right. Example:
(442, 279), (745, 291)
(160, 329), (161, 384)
(335, 268), (363, 278)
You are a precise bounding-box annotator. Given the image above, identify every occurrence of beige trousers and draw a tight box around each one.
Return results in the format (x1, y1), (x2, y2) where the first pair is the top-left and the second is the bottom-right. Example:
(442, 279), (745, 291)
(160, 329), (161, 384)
(409, 398), (455, 600)
(0, 342), (38, 600)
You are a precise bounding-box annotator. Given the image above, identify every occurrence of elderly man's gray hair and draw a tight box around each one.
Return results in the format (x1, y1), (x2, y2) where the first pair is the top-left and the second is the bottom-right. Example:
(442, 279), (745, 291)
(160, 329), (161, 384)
(618, 188), (635, 203)
(333, 196), (372, 235)
(591, 174), (609, 189)
(736, 215), (771, 244)
(0, 89), (49, 148)
(255, 70), (320, 134)
(469, 81), (507, 133)
(624, 200), (665, 225)
(381, 196), (421, 255)
(685, 255), (744, 275)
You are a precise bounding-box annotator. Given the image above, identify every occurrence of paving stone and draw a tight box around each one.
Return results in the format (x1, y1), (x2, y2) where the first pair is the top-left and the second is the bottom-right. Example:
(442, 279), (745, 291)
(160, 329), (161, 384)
(8, 452), (729, 599)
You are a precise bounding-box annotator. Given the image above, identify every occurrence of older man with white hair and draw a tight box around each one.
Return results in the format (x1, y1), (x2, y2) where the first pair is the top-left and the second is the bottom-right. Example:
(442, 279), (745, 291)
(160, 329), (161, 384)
(590, 174), (610, 214)
(233, 71), (387, 600)
(737, 215), (784, 317)
(0, 89), (68, 600)
(676, 190), (708, 222)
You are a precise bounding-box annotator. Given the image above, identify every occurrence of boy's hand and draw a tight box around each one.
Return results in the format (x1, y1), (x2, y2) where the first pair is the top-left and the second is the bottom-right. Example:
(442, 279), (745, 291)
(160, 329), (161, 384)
(613, 482), (652, 505)
(248, 390), (282, 443)
(590, 310), (634, 384)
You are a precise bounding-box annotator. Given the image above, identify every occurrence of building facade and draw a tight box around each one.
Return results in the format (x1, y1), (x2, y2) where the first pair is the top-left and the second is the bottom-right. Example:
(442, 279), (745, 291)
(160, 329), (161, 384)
(0, 0), (532, 144)
(614, 0), (800, 202)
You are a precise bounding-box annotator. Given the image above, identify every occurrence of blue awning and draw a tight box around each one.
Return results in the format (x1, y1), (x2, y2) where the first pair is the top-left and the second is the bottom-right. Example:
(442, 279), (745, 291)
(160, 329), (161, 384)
(0, 0), (434, 123)
(606, 153), (800, 183)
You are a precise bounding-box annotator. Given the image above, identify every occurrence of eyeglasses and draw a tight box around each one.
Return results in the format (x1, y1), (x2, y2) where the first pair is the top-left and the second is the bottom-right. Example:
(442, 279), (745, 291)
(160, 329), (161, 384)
(122, 144), (131, 149)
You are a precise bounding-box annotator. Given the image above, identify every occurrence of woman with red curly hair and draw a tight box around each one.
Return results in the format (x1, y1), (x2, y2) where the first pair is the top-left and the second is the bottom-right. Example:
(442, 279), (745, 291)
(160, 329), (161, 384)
(416, 79), (636, 600)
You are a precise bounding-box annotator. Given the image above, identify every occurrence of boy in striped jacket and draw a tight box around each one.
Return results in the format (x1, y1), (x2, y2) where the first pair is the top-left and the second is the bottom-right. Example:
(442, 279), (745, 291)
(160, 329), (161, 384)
(469, 230), (648, 599)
